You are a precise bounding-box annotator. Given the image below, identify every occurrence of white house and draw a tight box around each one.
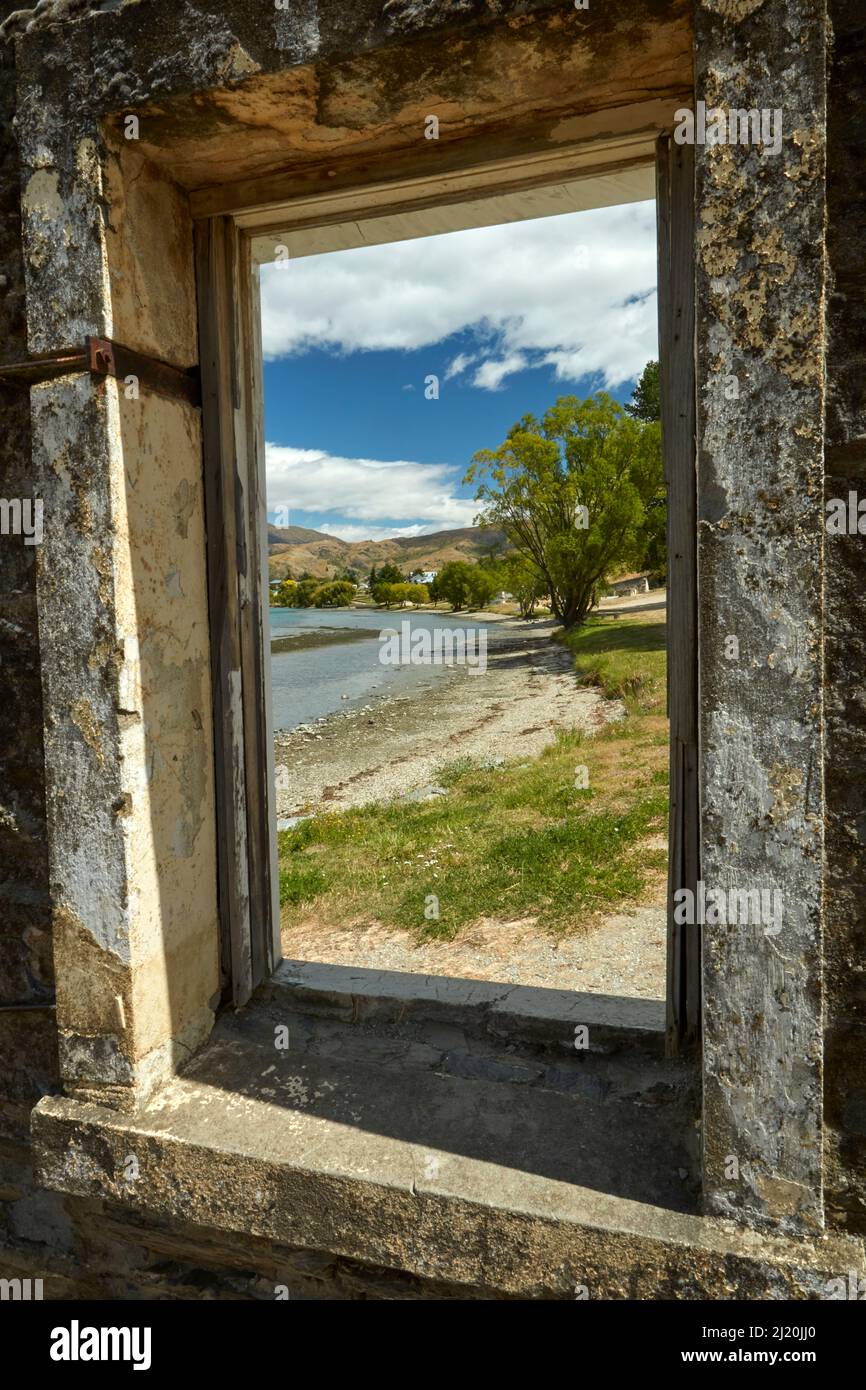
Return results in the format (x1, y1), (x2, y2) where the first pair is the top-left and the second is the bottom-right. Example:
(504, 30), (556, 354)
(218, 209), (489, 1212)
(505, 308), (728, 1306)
(608, 572), (651, 597)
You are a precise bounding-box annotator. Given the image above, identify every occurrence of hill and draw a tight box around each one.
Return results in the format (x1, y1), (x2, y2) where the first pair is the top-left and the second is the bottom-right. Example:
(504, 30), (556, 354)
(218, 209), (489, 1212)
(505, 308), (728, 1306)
(266, 523), (338, 548)
(267, 524), (506, 581)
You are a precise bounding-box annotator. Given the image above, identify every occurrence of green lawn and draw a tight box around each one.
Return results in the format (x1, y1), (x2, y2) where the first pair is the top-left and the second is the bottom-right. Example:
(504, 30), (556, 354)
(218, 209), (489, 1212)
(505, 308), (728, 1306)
(278, 613), (669, 943)
(557, 611), (667, 715)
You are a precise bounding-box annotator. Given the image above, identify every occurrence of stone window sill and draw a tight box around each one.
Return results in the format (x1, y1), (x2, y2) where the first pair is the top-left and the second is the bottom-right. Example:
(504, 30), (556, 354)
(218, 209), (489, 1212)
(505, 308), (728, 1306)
(31, 965), (864, 1298)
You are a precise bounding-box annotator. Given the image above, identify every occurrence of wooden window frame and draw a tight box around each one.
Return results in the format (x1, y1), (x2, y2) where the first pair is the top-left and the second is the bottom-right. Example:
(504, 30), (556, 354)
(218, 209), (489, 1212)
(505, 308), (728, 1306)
(195, 217), (280, 1007)
(194, 138), (700, 1045)
(657, 135), (700, 1054)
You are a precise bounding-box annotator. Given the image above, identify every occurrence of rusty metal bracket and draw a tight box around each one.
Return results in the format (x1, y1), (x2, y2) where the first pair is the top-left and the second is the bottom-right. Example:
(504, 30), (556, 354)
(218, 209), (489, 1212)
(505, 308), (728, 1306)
(87, 336), (202, 407)
(0, 346), (88, 388)
(0, 336), (201, 408)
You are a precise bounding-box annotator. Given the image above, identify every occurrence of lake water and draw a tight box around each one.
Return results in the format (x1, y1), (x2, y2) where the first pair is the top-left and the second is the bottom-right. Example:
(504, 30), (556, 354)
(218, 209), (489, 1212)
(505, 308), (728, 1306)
(268, 607), (491, 730)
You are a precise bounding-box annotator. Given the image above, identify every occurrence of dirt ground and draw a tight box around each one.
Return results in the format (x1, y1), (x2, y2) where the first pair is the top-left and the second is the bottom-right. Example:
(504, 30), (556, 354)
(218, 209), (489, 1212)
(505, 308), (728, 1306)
(282, 904), (666, 999)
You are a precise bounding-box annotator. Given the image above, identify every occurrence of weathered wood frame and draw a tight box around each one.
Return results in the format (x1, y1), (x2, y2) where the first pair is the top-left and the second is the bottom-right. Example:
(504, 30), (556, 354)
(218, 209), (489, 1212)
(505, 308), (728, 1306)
(657, 134), (700, 1054)
(195, 217), (280, 1006)
(195, 140), (699, 1043)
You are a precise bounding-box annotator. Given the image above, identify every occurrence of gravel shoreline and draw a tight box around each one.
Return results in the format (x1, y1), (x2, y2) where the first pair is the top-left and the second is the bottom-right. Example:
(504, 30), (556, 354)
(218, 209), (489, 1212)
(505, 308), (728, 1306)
(275, 609), (666, 998)
(275, 613), (666, 997)
(273, 615), (623, 821)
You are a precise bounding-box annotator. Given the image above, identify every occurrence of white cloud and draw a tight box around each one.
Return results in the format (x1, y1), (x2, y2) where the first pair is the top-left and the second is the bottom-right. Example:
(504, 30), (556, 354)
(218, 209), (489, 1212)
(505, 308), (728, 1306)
(314, 521), (441, 542)
(266, 443), (478, 538)
(444, 351), (476, 381)
(471, 353), (527, 391)
(260, 201), (658, 388)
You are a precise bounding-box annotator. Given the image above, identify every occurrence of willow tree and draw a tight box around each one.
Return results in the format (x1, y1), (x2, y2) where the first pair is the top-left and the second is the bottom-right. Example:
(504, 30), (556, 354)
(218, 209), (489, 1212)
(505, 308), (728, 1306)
(465, 392), (662, 628)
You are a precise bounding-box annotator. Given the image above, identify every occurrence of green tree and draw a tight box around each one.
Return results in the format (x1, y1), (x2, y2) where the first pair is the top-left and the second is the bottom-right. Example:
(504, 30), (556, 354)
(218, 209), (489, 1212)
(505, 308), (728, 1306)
(626, 361), (665, 582)
(625, 360), (661, 423)
(501, 553), (547, 619)
(291, 577), (322, 607)
(641, 495), (667, 585)
(314, 580), (356, 607)
(465, 393), (662, 628)
(469, 568), (498, 610)
(476, 549), (505, 574)
(272, 577), (298, 607)
(377, 562), (404, 585)
(436, 560), (497, 612)
(434, 562), (472, 611)
(372, 581), (397, 607)
(373, 580), (422, 607)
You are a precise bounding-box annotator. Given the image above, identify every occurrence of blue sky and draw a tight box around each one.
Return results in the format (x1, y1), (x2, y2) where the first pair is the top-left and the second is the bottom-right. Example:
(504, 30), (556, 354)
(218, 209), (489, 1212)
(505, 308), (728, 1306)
(261, 200), (658, 541)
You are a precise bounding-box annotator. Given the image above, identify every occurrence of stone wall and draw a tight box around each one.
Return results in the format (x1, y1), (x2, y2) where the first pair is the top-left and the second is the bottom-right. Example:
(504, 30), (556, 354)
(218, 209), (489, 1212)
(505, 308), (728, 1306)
(695, 0), (828, 1237)
(0, 0), (63, 1276)
(0, 0), (863, 1298)
(823, 0), (866, 1236)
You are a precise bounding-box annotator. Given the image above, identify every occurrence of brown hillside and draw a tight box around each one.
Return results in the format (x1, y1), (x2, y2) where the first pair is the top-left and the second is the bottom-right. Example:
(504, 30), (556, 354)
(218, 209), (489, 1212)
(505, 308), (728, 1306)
(267, 525), (506, 581)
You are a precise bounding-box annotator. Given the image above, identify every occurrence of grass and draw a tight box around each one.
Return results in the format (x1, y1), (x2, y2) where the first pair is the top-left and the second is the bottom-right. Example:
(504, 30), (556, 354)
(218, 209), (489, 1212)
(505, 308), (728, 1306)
(277, 611), (669, 942)
(556, 610), (667, 716)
